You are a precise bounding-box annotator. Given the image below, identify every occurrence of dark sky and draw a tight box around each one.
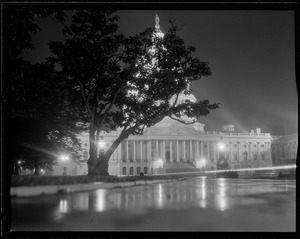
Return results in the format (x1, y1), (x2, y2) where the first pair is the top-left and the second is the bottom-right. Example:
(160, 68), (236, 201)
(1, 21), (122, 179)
(24, 9), (298, 136)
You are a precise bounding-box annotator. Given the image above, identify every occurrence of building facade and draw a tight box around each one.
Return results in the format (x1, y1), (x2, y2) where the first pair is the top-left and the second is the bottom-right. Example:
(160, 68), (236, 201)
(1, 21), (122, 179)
(76, 116), (273, 176)
(271, 134), (298, 166)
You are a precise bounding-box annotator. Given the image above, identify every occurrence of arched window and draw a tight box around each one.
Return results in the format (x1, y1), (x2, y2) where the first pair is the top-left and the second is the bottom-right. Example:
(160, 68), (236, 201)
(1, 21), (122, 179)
(144, 166), (148, 174)
(130, 167), (134, 175)
(137, 167), (141, 175)
(122, 167), (127, 175)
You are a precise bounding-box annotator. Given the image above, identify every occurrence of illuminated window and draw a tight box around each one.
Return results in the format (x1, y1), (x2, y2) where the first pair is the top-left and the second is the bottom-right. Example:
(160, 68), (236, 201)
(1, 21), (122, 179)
(261, 153), (265, 160)
(253, 153), (258, 160)
(137, 167), (141, 175)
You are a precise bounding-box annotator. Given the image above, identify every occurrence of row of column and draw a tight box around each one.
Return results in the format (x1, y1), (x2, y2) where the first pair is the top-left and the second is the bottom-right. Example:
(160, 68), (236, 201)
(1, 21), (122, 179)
(115, 140), (272, 163)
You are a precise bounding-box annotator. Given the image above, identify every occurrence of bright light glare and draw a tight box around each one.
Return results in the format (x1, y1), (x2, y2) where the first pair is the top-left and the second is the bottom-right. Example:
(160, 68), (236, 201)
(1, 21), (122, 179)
(218, 143), (226, 150)
(98, 140), (106, 149)
(60, 155), (69, 161)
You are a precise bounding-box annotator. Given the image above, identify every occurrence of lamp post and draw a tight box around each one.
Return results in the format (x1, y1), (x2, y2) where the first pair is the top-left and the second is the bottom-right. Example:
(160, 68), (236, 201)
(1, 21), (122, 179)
(201, 158), (206, 171)
(217, 142), (228, 170)
(60, 154), (69, 176)
(98, 136), (106, 158)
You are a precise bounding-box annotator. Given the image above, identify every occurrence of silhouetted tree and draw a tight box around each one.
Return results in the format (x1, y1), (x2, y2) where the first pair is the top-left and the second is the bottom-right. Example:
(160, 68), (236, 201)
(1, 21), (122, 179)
(3, 4), (83, 175)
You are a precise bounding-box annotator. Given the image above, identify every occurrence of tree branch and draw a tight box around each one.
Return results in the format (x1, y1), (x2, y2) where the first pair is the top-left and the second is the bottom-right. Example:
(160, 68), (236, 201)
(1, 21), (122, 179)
(79, 81), (93, 116)
(169, 115), (196, 125)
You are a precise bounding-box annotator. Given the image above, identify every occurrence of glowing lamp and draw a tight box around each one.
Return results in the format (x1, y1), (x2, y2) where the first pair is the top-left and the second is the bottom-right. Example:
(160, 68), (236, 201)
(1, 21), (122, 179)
(60, 155), (69, 161)
(98, 136), (106, 149)
(218, 143), (226, 151)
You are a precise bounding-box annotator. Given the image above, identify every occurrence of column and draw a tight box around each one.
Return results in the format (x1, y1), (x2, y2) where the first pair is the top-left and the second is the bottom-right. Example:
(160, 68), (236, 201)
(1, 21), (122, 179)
(229, 142), (232, 162)
(177, 141), (180, 162)
(133, 141), (136, 162)
(126, 141), (129, 162)
(214, 142), (217, 161)
(117, 144), (121, 162)
(200, 141), (203, 158)
(156, 140), (159, 158)
(170, 141), (173, 162)
(196, 141), (199, 159)
(248, 142), (252, 167)
(162, 141), (165, 160)
(147, 140), (152, 161)
(257, 142), (260, 160)
(190, 140), (193, 161)
(207, 142), (210, 162)
(237, 142), (240, 162)
(183, 141), (186, 161)
(140, 141), (143, 162)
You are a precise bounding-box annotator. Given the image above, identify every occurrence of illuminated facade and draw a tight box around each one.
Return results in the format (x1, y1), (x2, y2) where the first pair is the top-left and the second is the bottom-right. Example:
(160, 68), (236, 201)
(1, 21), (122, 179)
(77, 118), (273, 175)
(76, 14), (273, 176)
(271, 134), (298, 165)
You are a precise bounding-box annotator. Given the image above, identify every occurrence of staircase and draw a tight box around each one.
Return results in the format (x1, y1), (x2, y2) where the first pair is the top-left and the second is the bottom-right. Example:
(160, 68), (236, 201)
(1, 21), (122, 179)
(164, 162), (199, 173)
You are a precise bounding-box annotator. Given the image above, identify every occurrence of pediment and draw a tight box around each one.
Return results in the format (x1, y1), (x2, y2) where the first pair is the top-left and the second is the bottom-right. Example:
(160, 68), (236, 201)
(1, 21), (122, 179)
(148, 124), (200, 137)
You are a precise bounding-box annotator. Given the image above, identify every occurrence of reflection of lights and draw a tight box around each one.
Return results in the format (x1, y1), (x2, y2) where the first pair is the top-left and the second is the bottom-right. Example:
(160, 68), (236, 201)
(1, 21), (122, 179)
(218, 197), (227, 211)
(158, 184), (163, 208)
(59, 199), (68, 213)
(200, 200), (207, 208)
(217, 178), (228, 211)
(95, 189), (106, 212)
(74, 193), (89, 211)
(201, 178), (206, 200)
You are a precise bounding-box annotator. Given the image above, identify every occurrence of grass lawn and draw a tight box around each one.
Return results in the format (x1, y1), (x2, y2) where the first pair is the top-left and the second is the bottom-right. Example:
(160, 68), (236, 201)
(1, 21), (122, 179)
(10, 173), (198, 187)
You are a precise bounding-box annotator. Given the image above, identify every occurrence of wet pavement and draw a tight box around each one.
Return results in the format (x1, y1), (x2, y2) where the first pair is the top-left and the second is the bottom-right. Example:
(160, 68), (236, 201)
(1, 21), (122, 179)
(11, 177), (296, 231)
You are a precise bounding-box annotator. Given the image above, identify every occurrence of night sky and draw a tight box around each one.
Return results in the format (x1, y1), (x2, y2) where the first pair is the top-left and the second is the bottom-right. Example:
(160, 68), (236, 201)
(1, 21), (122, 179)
(23, 8), (298, 136)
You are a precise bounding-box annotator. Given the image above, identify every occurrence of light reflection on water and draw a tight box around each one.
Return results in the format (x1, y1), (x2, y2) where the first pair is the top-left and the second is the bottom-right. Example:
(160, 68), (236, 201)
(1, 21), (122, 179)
(49, 178), (296, 220)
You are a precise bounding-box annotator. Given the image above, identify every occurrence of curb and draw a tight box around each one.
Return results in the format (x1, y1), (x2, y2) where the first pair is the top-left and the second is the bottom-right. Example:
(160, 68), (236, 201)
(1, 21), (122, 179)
(10, 178), (181, 198)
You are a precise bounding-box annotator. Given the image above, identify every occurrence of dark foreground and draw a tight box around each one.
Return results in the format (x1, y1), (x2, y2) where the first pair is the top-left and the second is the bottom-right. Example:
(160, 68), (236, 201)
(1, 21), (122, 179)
(11, 177), (296, 232)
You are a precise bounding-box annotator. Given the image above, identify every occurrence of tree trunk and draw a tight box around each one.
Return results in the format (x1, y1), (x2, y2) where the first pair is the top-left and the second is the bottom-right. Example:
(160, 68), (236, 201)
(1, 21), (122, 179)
(87, 144), (98, 175)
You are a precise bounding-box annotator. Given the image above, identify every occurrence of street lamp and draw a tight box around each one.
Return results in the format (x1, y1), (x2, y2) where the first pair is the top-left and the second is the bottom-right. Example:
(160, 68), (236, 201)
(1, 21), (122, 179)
(98, 136), (106, 158)
(217, 142), (229, 170)
(201, 158), (206, 170)
(60, 154), (69, 176)
(157, 158), (163, 168)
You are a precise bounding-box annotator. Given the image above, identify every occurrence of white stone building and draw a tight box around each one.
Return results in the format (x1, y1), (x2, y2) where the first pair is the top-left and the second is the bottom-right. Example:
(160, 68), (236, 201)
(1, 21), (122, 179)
(271, 134), (298, 165)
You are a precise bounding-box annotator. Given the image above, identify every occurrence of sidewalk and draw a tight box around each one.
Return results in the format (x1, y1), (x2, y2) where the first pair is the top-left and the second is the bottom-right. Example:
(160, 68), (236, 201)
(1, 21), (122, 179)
(10, 178), (182, 197)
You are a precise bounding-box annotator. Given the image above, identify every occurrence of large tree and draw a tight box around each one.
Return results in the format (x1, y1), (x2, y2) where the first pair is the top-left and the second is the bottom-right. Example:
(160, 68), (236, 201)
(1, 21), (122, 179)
(49, 10), (219, 176)
(3, 4), (83, 175)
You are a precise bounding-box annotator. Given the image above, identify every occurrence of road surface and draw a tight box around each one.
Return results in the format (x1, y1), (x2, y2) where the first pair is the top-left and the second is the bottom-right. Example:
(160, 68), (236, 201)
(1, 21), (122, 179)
(11, 177), (296, 231)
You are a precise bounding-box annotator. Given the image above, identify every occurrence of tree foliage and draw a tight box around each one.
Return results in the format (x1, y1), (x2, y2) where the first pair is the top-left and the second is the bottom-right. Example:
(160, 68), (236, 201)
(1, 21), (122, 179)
(3, 4), (83, 175)
(49, 10), (219, 175)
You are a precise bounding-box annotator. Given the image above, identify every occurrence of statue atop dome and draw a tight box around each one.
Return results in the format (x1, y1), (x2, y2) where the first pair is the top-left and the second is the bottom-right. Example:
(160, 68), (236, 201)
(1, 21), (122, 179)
(155, 14), (160, 30)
